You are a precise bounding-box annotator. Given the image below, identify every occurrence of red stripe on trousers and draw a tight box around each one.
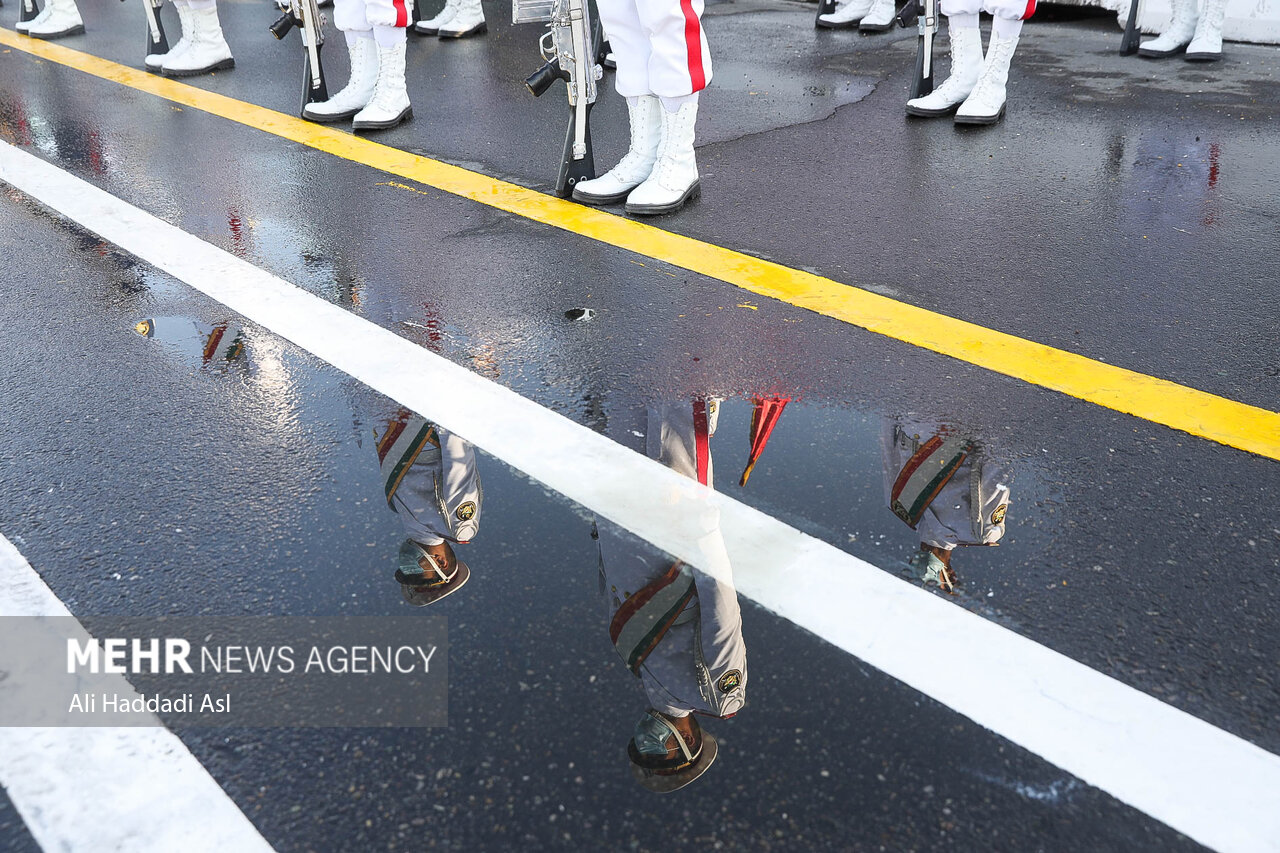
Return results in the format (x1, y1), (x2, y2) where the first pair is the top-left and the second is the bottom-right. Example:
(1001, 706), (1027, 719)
(693, 399), (710, 486)
(394, 0), (409, 27)
(679, 0), (707, 92)
(1021, 0), (1036, 19)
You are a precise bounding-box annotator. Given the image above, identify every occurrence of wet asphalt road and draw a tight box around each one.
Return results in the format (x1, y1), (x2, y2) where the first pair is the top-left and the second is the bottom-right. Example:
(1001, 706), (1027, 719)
(1, 0), (1278, 849)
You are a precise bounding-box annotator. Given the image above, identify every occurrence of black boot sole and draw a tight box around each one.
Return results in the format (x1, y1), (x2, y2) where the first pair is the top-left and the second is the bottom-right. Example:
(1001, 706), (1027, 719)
(954, 103), (1006, 125)
(572, 186), (634, 206)
(302, 106), (362, 123)
(859, 21), (893, 32)
(905, 102), (961, 118)
(815, 18), (860, 28)
(28, 23), (85, 39)
(353, 106), (413, 131)
(161, 57), (235, 77)
(438, 21), (487, 38)
(625, 180), (701, 216)
(1184, 52), (1223, 61)
(1137, 44), (1188, 57)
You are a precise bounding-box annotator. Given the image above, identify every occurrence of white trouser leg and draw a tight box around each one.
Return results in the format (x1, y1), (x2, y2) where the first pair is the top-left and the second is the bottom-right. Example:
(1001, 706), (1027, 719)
(597, 0), (655, 98)
(634, 0), (712, 97)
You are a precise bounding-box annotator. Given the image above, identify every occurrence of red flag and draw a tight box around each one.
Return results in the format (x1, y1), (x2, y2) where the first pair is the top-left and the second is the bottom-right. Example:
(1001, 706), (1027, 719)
(740, 397), (789, 487)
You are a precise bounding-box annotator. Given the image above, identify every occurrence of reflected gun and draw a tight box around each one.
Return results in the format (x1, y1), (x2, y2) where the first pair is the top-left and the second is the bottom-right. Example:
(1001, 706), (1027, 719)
(270, 0), (330, 117)
(518, 0), (604, 197)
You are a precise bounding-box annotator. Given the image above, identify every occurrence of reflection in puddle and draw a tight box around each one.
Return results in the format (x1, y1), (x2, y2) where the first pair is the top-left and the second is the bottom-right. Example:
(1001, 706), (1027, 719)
(883, 419), (1010, 595)
(597, 400), (746, 793)
(134, 316), (249, 370)
(375, 408), (482, 607)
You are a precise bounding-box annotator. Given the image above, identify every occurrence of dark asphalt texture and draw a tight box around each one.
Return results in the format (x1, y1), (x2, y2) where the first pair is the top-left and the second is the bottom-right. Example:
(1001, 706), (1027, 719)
(1, 0), (1278, 850)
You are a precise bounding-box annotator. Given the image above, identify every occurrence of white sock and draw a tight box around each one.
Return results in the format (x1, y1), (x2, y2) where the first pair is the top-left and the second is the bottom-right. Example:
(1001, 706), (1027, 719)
(373, 25), (406, 48)
(186, 0), (215, 11)
(992, 15), (1023, 37)
(659, 93), (698, 113)
(948, 12), (979, 30)
(346, 28), (374, 47)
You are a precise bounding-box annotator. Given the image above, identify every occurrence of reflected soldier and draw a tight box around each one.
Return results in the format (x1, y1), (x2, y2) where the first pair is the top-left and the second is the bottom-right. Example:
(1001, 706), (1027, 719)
(882, 419), (1010, 593)
(597, 399), (746, 792)
(376, 409), (482, 605)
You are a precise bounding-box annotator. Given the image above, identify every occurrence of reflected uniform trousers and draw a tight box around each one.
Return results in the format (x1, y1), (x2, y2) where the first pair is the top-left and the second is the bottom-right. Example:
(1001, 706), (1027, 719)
(596, 0), (713, 98)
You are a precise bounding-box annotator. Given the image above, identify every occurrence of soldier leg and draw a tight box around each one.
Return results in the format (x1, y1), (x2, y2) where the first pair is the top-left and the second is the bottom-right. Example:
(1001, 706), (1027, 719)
(572, 0), (663, 205)
(353, 0), (413, 130)
(303, 0), (381, 122)
(160, 0), (234, 76)
(954, 0), (1033, 124)
(622, 0), (710, 215)
(905, 0), (983, 117)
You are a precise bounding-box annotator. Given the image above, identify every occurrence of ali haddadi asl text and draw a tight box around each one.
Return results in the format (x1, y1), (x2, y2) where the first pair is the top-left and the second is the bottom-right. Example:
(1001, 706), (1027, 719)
(67, 692), (230, 715)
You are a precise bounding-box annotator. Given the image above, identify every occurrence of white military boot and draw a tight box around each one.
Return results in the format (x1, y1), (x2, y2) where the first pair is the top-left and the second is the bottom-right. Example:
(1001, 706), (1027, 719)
(303, 36), (379, 122)
(16, 2), (51, 34)
(353, 42), (412, 130)
(955, 30), (1019, 124)
(816, 0), (874, 29)
(161, 4), (234, 76)
(624, 100), (699, 216)
(146, 1), (194, 73)
(24, 0), (84, 39)
(1138, 0), (1197, 56)
(858, 0), (896, 32)
(1185, 0), (1226, 60)
(572, 95), (662, 205)
(905, 24), (983, 116)
(437, 0), (485, 37)
(414, 0), (459, 35)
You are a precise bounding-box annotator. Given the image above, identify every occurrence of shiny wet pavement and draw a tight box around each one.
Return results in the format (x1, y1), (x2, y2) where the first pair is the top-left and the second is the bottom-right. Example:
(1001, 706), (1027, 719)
(1, 0), (1278, 850)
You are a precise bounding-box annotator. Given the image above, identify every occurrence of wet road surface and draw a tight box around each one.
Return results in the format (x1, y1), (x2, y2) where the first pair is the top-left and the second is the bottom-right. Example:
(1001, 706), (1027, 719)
(1, 0), (1278, 850)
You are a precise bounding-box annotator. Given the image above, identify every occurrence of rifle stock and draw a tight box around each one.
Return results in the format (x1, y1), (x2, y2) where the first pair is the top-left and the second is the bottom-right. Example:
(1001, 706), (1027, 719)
(1119, 0), (1141, 54)
(271, 0), (330, 116)
(815, 0), (838, 26)
(900, 0), (935, 99)
(19, 0), (41, 24)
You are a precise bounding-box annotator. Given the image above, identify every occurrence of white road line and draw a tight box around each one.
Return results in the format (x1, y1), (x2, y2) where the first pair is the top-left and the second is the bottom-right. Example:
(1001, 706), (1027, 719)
(0, 534), (276, 853)
(3, 140), (1278, 853)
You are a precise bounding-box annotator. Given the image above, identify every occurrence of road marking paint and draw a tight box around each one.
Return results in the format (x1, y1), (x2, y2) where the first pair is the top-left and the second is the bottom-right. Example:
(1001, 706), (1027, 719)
(5, 139), (1279, 853)
(0, 534), (276, 853)
(1, 30), (1277, 462)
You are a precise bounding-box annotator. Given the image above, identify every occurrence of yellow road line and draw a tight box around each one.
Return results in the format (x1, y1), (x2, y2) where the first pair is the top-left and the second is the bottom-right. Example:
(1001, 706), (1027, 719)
(3, 28), (1278, 461)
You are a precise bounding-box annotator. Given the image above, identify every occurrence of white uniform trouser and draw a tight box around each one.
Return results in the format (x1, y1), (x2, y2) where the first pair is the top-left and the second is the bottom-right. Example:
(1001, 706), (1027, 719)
(940, 0), (1035, 21)
(596, 0), (713, 98)
(334, 0), (409, 41)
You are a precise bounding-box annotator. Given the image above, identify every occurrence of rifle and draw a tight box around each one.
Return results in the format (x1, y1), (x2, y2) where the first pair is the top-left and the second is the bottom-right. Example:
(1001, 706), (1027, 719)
(896, 0), (937, 99)
(519, 0), (604, 197)
(814, 0), (837, 26)
(270, 0), (330, 117)
(19, 0), (41, 24)
(1119, 0), (1141, 54)
(120, 0), (170, 60)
